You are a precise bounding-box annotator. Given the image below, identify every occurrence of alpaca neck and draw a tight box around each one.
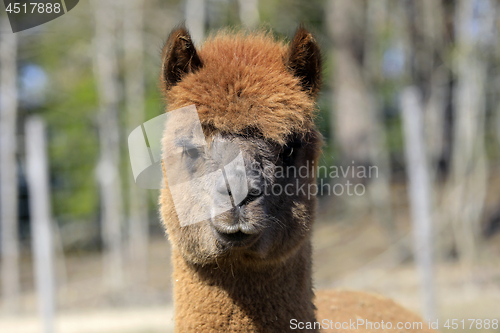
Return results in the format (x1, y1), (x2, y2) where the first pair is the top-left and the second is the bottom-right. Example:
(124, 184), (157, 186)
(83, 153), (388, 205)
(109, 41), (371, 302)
(171, 241), (317, 332)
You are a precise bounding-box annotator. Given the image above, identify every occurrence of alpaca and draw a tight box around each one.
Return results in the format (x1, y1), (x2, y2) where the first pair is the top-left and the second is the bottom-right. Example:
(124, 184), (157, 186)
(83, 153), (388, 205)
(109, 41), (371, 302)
(158, 26), (433, 333)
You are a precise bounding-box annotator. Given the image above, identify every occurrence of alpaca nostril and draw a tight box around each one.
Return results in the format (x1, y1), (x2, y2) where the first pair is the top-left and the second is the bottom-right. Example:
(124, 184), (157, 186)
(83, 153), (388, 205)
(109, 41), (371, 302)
(248, 187), (261, 197)
(237, 188), (262, 207)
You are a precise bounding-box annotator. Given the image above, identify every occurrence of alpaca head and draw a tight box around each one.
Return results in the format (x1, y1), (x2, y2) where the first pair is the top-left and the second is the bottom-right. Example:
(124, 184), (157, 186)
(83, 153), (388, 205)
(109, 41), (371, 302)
(159, 26), (322, 268)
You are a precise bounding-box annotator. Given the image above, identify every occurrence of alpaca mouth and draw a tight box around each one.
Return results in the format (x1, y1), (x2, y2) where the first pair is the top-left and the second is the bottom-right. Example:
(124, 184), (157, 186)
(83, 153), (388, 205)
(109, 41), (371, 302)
(217, 230), (254, 244)
(211, 220), (262, 248)
(215, 232), (261, 249)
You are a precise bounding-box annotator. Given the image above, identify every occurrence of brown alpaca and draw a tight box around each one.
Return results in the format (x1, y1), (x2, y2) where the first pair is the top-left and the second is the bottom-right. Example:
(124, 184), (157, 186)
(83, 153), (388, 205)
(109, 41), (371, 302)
(159, 26), (432, 333)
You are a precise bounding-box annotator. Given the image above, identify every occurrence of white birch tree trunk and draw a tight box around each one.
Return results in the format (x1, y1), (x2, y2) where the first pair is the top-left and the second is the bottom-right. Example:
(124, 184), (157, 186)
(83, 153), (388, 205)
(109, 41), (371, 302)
(401, 87), (436, 321)
(123, 0), (149, 287)
(185, 0), (205, 44)
(0, 17), (20, 312)
(403, 0), (450, 259)
(25, 117), (56, 333)
(92, 0), (124, 291)
(238, 0), (259, 29)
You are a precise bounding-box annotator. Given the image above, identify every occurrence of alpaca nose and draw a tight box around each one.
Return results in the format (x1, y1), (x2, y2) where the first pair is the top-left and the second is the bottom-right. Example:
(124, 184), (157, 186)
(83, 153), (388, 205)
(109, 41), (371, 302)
(212, 167), (263, 242)
(215, 168), (262, 207)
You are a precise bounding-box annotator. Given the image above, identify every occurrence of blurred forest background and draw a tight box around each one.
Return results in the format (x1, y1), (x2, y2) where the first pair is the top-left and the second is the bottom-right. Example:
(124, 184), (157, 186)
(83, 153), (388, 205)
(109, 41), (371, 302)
(1, 0), (500, 332)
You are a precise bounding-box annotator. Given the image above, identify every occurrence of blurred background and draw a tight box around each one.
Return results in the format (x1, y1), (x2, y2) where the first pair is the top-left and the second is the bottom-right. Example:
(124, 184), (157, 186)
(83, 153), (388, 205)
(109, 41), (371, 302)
(0, 0), (499, 332)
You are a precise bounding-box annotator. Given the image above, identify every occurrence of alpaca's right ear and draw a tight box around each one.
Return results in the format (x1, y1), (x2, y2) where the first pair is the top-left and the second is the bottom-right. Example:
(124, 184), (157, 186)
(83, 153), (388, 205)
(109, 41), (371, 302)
(161, 27), (203, 90)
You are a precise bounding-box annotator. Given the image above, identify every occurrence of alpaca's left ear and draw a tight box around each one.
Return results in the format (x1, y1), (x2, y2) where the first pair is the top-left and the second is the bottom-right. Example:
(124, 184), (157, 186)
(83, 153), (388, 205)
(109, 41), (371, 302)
(286, 27), (322, 97)
(161, 26), (203, 90)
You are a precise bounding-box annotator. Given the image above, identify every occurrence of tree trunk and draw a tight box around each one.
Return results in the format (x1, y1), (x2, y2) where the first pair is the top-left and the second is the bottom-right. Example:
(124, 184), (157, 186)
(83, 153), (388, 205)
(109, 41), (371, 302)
(238, 0), (259, 29)
(92, 0), (124, 291)
(185, 0), (205, 44)
(25, 117), (56, 333)
(0, 17), (20, 312)
(401, 87), (436, 321)
(123, 0), (149, 287)
(403, 0), (450, 259)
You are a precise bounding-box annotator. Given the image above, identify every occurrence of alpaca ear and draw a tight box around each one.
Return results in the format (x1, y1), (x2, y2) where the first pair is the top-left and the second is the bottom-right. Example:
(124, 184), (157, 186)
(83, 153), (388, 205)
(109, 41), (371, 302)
(286, 26), (322, 97)
(161, 27), (203, 90)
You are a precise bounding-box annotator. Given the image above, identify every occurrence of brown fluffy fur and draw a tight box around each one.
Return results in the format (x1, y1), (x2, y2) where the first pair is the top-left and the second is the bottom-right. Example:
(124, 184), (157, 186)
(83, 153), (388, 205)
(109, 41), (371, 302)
(162, 29), (317, 145)
(159, 26), (432, 333)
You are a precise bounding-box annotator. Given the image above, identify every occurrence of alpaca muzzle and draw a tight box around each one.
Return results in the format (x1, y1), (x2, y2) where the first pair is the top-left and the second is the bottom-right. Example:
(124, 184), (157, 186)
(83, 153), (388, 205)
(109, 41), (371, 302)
(211, 159), (264, 247)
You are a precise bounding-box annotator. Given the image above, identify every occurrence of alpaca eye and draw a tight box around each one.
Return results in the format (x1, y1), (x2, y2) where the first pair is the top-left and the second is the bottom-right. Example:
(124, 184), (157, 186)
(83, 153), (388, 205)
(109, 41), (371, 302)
(282, 146), (293, 157)
(282, 146), (295, 165)
(183, 147), (200, 159)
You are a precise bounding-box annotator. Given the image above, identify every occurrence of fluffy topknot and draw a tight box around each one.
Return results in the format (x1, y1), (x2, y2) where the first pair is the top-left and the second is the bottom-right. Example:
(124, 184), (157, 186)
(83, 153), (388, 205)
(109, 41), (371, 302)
(161, 28), (321, 145)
